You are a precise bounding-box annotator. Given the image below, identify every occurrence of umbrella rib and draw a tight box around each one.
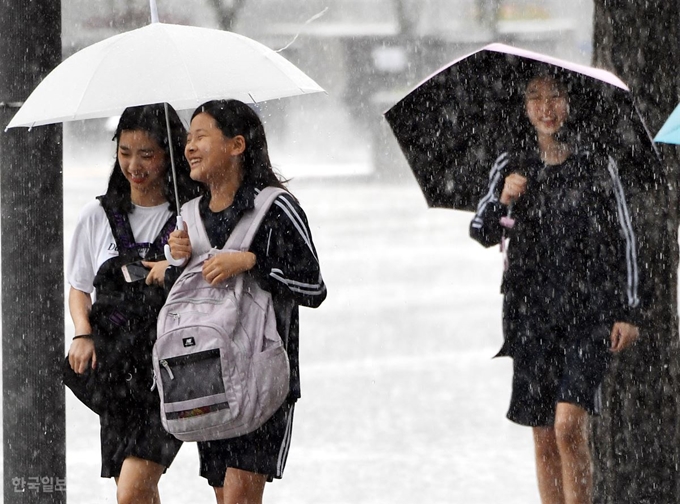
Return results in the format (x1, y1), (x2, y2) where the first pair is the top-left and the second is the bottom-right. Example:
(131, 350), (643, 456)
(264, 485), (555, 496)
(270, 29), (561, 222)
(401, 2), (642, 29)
(260, 50), (307, 97)
(160, 25), (200, 105)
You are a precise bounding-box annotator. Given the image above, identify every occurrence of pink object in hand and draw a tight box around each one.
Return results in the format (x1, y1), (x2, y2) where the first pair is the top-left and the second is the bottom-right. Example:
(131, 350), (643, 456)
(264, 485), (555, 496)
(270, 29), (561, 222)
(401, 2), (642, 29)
(500, 216), (515, 229)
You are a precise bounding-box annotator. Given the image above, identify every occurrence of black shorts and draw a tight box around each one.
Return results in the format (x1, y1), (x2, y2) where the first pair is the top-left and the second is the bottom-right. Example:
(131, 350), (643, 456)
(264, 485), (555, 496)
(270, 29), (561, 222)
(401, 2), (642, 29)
(99, 389), (183, 478)
(197, 402), (295, 487)
(506, 321), (612, 427)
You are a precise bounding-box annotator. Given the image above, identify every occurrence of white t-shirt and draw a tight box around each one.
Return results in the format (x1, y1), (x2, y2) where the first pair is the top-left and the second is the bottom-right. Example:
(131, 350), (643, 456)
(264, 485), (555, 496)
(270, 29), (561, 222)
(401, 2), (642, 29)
(67, 199), (173, 294)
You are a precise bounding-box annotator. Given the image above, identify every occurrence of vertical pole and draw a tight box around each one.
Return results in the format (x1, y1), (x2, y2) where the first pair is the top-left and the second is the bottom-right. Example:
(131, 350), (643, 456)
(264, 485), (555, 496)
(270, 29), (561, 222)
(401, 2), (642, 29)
(150, 0), (159, 23)
(0, 1), (65, 503)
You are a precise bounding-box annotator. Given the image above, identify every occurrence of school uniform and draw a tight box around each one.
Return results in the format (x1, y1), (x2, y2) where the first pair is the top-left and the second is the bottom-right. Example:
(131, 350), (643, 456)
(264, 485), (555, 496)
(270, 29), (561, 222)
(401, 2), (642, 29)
(470, 149), (641, 426)
(172, 183), (326, 484)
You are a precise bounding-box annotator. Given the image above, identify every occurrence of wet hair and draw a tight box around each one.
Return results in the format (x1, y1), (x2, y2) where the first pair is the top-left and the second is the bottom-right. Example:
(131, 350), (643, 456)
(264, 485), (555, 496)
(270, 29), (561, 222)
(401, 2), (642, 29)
(100, 103), (204, 214)
(191, 99), (288, 191)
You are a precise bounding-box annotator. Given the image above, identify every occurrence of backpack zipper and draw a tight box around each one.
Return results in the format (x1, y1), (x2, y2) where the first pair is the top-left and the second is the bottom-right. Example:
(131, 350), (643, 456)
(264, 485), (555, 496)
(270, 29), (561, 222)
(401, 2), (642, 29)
(170, 297), (225, 306)
(160, 359), (175, 380)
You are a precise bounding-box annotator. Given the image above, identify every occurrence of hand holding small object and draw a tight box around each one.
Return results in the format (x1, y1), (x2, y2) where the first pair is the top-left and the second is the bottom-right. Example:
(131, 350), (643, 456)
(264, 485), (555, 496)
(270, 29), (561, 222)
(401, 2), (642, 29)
(143, 260), (170, 286)
(500, 173), (528, 205)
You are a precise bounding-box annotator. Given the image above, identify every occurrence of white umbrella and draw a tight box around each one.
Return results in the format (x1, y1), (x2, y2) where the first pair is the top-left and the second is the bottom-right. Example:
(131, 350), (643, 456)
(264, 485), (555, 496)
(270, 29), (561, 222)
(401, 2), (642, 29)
(6, 23), (324, 129)
(7, 1), (324, 264)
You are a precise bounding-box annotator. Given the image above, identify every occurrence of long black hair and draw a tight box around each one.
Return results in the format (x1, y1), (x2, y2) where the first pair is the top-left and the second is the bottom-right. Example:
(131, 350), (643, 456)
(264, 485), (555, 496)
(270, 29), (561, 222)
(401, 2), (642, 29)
(191, 99), (288, 191)
(100, 103), (204, 214)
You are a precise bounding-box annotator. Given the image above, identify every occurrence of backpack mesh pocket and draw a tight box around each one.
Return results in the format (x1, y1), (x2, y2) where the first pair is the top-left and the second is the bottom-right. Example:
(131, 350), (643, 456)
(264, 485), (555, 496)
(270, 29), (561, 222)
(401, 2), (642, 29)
(160, 349), (226, 403)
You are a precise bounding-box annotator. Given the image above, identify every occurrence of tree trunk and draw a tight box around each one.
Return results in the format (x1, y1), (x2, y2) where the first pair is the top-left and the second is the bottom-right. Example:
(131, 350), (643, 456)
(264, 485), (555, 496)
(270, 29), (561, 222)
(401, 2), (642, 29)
(591, 1), (680, 502)
(0, 0), (65, 503)
(393, 0), (416, 37)
(206, 0), (246, 31)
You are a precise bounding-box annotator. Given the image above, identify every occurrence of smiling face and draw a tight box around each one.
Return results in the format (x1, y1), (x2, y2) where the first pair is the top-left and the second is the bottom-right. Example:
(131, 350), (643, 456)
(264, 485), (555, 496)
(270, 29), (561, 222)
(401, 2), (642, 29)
(185, 112), (244, 188)
(524, 76), (570, 139)
(117, 129), (167, 206)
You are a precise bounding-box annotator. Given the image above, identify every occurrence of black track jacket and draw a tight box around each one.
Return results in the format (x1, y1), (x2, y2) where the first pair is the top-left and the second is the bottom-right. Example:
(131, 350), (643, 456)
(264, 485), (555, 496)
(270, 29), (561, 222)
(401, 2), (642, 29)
(470, 150), (641, 353)
(168, 184), (327, 401)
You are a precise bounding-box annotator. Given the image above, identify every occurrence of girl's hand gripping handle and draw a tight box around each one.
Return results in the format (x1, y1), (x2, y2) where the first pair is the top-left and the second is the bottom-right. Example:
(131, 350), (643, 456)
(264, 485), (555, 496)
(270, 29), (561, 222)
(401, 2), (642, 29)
(164, 216), (188, 266)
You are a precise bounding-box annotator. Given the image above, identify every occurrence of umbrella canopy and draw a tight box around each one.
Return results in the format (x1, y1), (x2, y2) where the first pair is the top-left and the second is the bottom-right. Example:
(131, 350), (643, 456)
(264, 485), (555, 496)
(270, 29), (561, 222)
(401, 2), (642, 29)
(384, 43), (656, 211)
(6, 10), (325, 265)
(6, 22), (324, 129)
(653, 104), (680, 144)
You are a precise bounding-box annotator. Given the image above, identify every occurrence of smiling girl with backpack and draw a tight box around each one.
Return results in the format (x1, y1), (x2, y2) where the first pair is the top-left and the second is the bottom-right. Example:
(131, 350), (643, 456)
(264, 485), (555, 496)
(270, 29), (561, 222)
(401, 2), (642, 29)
(166, 99), (327, 504)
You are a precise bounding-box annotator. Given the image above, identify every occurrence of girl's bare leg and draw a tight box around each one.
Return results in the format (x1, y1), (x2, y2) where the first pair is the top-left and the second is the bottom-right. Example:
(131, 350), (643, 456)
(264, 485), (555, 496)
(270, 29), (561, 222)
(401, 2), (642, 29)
(213, 468), (267, 504)
(533, 426), (565, 504)
(116, 456), (165, 504)
(554, 402), (592, 504)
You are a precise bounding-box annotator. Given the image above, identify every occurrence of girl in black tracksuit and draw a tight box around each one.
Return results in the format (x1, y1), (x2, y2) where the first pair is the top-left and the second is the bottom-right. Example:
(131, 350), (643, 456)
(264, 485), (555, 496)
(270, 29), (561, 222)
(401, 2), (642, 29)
(469, 73), (641, 503)
(471, 148), (641, 363)
(167, 99), (326, 504)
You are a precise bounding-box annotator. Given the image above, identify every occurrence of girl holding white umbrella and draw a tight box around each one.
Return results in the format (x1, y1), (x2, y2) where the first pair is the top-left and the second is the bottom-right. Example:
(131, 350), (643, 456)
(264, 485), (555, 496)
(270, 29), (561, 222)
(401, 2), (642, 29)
(168, 99), (327, 504)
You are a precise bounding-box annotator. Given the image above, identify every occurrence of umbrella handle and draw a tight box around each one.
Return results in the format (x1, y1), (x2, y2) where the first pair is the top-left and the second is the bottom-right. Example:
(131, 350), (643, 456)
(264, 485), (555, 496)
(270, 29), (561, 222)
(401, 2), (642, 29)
(164, 216), (187, 266)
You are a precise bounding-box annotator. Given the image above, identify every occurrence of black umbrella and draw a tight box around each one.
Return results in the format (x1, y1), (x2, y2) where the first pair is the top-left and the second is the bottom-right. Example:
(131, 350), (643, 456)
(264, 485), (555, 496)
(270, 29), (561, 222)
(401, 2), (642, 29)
(384, 43), (657, 211)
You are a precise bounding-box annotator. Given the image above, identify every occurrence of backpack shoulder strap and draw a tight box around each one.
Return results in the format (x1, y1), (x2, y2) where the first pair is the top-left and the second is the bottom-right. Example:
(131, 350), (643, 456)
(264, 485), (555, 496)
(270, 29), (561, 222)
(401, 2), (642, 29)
(182, 196), (214, 265)
(151, 216), (178, 250)
(224, 187), (287, 251)
(97, 196), (136, 252)
(97, 196), (177, 258)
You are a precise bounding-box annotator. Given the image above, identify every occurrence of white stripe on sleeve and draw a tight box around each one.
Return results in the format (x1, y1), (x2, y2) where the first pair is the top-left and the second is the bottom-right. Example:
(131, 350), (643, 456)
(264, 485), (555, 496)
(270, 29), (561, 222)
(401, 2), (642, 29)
(606, 156), (639, 308)
(471, 153), (509, 229)
(274, 197), (318, 261)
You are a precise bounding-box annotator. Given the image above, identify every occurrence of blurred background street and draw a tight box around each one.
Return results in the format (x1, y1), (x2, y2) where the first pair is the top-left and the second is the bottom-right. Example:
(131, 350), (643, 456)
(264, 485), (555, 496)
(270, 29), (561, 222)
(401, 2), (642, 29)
(61, 0), (595, 182)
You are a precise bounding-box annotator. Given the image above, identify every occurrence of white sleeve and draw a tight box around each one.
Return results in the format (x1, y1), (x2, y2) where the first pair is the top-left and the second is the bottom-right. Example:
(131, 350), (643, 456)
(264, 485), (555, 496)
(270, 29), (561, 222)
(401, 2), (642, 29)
(66, 201), (112, 294)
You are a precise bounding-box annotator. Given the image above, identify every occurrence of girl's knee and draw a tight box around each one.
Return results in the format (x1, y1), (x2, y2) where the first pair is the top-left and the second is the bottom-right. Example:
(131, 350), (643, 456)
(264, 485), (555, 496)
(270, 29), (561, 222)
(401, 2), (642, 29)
(554, 403), (589, 450)
(117, 485), (159, 504)
(116, 457), (164, 504)
(222, 468), (267, 504)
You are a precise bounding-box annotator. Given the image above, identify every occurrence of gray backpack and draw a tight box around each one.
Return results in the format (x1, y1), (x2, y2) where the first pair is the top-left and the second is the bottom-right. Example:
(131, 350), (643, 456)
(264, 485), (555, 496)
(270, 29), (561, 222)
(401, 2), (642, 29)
(153, 187), (290, 442)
